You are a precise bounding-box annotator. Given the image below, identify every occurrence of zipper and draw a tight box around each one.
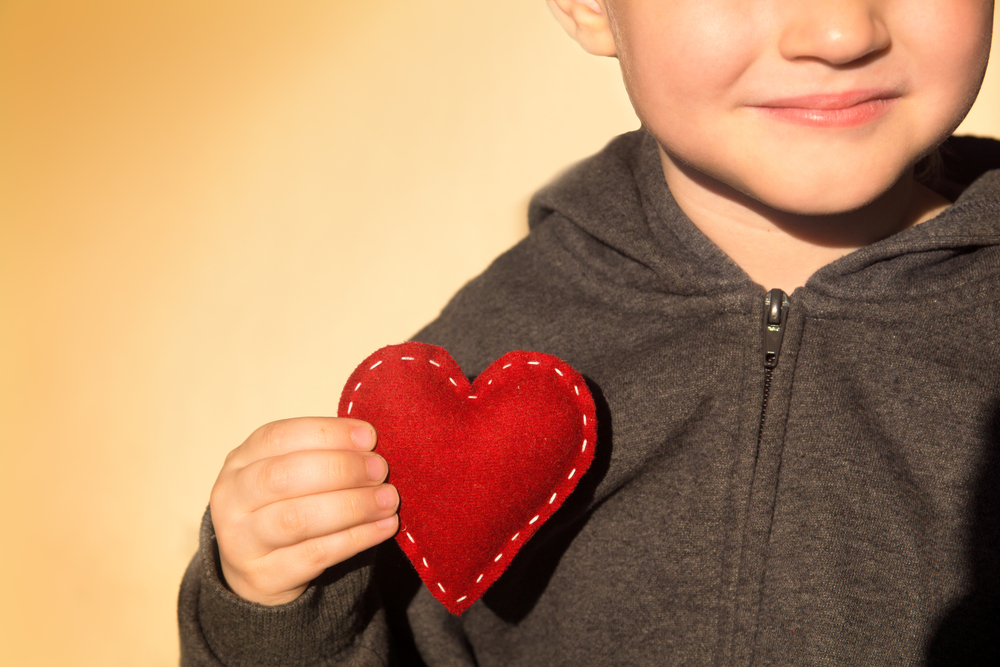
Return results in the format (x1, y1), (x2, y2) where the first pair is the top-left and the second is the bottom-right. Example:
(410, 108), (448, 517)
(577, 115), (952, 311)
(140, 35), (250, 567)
(729, 288), (792, 667)
(731, 289), (791, 667)
(758, 288), (789, 445)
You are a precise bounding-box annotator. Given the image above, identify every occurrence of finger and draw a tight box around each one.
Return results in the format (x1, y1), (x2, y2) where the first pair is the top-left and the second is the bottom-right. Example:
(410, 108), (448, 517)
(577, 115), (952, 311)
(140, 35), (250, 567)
(244, 515), (400, 603)
(229, 417), (377, 468)
(236, 448), (389, 511)
(250, 484), (399, 551)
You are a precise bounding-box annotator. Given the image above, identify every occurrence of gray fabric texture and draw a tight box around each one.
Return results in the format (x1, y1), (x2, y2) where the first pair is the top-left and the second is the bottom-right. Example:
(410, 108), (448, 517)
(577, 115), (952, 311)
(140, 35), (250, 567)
(178, 129), (1000, 666)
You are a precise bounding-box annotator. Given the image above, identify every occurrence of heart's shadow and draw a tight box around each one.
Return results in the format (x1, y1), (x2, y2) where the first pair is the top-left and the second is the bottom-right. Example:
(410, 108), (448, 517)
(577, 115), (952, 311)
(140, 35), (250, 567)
(479, 376), (614, 623)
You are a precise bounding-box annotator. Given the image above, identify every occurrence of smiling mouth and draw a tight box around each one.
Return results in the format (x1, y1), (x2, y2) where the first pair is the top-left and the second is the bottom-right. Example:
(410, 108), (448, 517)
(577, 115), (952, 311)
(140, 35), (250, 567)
(751, 90), (900, 128)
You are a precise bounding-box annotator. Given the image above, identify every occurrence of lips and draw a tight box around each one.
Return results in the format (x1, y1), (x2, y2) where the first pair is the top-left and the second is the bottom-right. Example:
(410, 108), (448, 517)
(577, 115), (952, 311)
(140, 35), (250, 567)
(751, 89), (900, 128)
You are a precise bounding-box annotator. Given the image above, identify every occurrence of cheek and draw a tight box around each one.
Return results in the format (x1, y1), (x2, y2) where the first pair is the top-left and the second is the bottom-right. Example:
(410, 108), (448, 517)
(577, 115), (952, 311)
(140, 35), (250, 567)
(615, 2), (760, 133)
(895, 0), (993, 136)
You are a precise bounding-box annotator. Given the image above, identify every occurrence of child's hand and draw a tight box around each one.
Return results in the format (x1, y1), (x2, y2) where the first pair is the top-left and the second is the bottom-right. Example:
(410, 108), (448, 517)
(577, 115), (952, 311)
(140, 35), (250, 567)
(209, 417), (399, 605)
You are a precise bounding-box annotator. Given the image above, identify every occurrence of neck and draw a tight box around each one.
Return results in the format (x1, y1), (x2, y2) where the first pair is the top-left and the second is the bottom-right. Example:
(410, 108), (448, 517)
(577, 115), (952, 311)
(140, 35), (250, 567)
(659, 148), (951, 294)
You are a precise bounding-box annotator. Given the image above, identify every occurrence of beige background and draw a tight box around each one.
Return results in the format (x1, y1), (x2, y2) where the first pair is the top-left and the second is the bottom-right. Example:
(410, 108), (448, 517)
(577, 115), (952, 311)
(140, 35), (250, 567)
(1, 2), (997, 664)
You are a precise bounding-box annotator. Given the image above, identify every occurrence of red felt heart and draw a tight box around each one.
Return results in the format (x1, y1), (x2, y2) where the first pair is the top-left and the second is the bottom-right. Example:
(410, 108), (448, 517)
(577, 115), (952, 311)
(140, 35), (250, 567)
(338, 342), (596, 615)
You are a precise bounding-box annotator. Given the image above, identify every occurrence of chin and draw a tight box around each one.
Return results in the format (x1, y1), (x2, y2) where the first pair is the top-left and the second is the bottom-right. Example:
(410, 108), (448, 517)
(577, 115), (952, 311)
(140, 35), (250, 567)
(740, 166), (907, 217)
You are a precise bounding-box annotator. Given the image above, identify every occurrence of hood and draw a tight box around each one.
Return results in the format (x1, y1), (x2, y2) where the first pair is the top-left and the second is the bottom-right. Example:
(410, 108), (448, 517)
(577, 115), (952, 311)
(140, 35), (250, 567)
(527, 129), (1000, 302)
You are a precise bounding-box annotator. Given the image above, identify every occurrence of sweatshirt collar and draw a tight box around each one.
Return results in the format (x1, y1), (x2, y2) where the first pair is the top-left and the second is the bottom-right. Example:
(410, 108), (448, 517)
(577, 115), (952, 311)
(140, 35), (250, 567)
(529, 129), (1000, 302)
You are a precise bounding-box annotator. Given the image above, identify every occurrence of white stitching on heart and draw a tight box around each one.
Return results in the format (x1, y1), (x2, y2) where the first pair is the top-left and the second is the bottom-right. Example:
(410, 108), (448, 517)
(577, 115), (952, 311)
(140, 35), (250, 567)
(353, 349), (596, 609)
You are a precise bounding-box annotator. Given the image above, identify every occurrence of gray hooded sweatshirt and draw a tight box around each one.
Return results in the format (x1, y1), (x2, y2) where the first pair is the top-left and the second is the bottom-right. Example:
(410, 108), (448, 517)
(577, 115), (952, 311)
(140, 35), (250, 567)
(179, 130), (1000, 666)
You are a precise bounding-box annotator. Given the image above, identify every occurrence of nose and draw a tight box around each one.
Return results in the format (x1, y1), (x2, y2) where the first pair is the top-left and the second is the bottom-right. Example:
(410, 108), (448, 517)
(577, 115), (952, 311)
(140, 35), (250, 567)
(778, 1), (891, 66)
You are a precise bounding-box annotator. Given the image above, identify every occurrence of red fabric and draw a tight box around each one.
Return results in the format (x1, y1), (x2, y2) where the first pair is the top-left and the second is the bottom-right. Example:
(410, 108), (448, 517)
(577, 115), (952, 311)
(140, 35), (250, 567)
(338, 342), (597, 615)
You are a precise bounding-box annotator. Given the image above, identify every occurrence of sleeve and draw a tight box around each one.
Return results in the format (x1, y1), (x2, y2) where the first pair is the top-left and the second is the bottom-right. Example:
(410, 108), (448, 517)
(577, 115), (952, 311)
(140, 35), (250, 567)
(177, 507), (393, 667)
(175, 239), (553, 666)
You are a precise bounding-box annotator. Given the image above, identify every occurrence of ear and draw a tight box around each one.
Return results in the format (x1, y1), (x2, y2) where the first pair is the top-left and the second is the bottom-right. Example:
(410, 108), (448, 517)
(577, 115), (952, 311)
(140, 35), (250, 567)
(547, 0), (617, 57)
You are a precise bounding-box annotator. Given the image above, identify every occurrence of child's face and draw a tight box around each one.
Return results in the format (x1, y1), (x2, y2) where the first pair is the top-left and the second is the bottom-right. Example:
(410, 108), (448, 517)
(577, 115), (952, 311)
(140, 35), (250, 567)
(603, 0), (994, 215)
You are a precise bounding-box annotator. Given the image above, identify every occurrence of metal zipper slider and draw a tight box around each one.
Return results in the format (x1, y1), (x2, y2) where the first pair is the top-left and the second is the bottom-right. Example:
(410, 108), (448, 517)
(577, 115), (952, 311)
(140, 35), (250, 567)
(763, 288), (789, 369)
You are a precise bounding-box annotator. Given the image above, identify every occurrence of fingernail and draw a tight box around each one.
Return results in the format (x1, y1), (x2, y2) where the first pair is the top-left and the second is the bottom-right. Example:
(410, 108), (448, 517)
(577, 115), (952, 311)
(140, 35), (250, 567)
(376, 515), (398, 530)
(366, 455), (387, 481)
(375, 485), (397, 510)
(351, 424), (375, 450)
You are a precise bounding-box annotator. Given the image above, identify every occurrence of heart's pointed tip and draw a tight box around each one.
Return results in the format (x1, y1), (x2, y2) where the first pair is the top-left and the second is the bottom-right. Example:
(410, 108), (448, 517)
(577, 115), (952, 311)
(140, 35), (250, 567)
(446, 603), (473, 616)
(440, 594), (477, 616)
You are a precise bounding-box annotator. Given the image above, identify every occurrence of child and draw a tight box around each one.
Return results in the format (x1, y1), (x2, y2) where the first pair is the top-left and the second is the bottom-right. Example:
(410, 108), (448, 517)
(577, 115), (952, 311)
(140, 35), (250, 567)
(180, 0), (1000, 664)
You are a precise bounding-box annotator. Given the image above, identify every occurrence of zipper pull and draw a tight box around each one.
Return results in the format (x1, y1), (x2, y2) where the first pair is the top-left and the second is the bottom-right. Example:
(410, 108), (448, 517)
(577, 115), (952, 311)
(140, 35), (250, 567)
(763, 288), (789, 369)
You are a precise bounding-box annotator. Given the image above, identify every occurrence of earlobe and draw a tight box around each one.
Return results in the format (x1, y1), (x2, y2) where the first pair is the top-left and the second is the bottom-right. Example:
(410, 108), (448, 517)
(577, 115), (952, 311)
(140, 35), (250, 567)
(546, 0), (618, 57)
